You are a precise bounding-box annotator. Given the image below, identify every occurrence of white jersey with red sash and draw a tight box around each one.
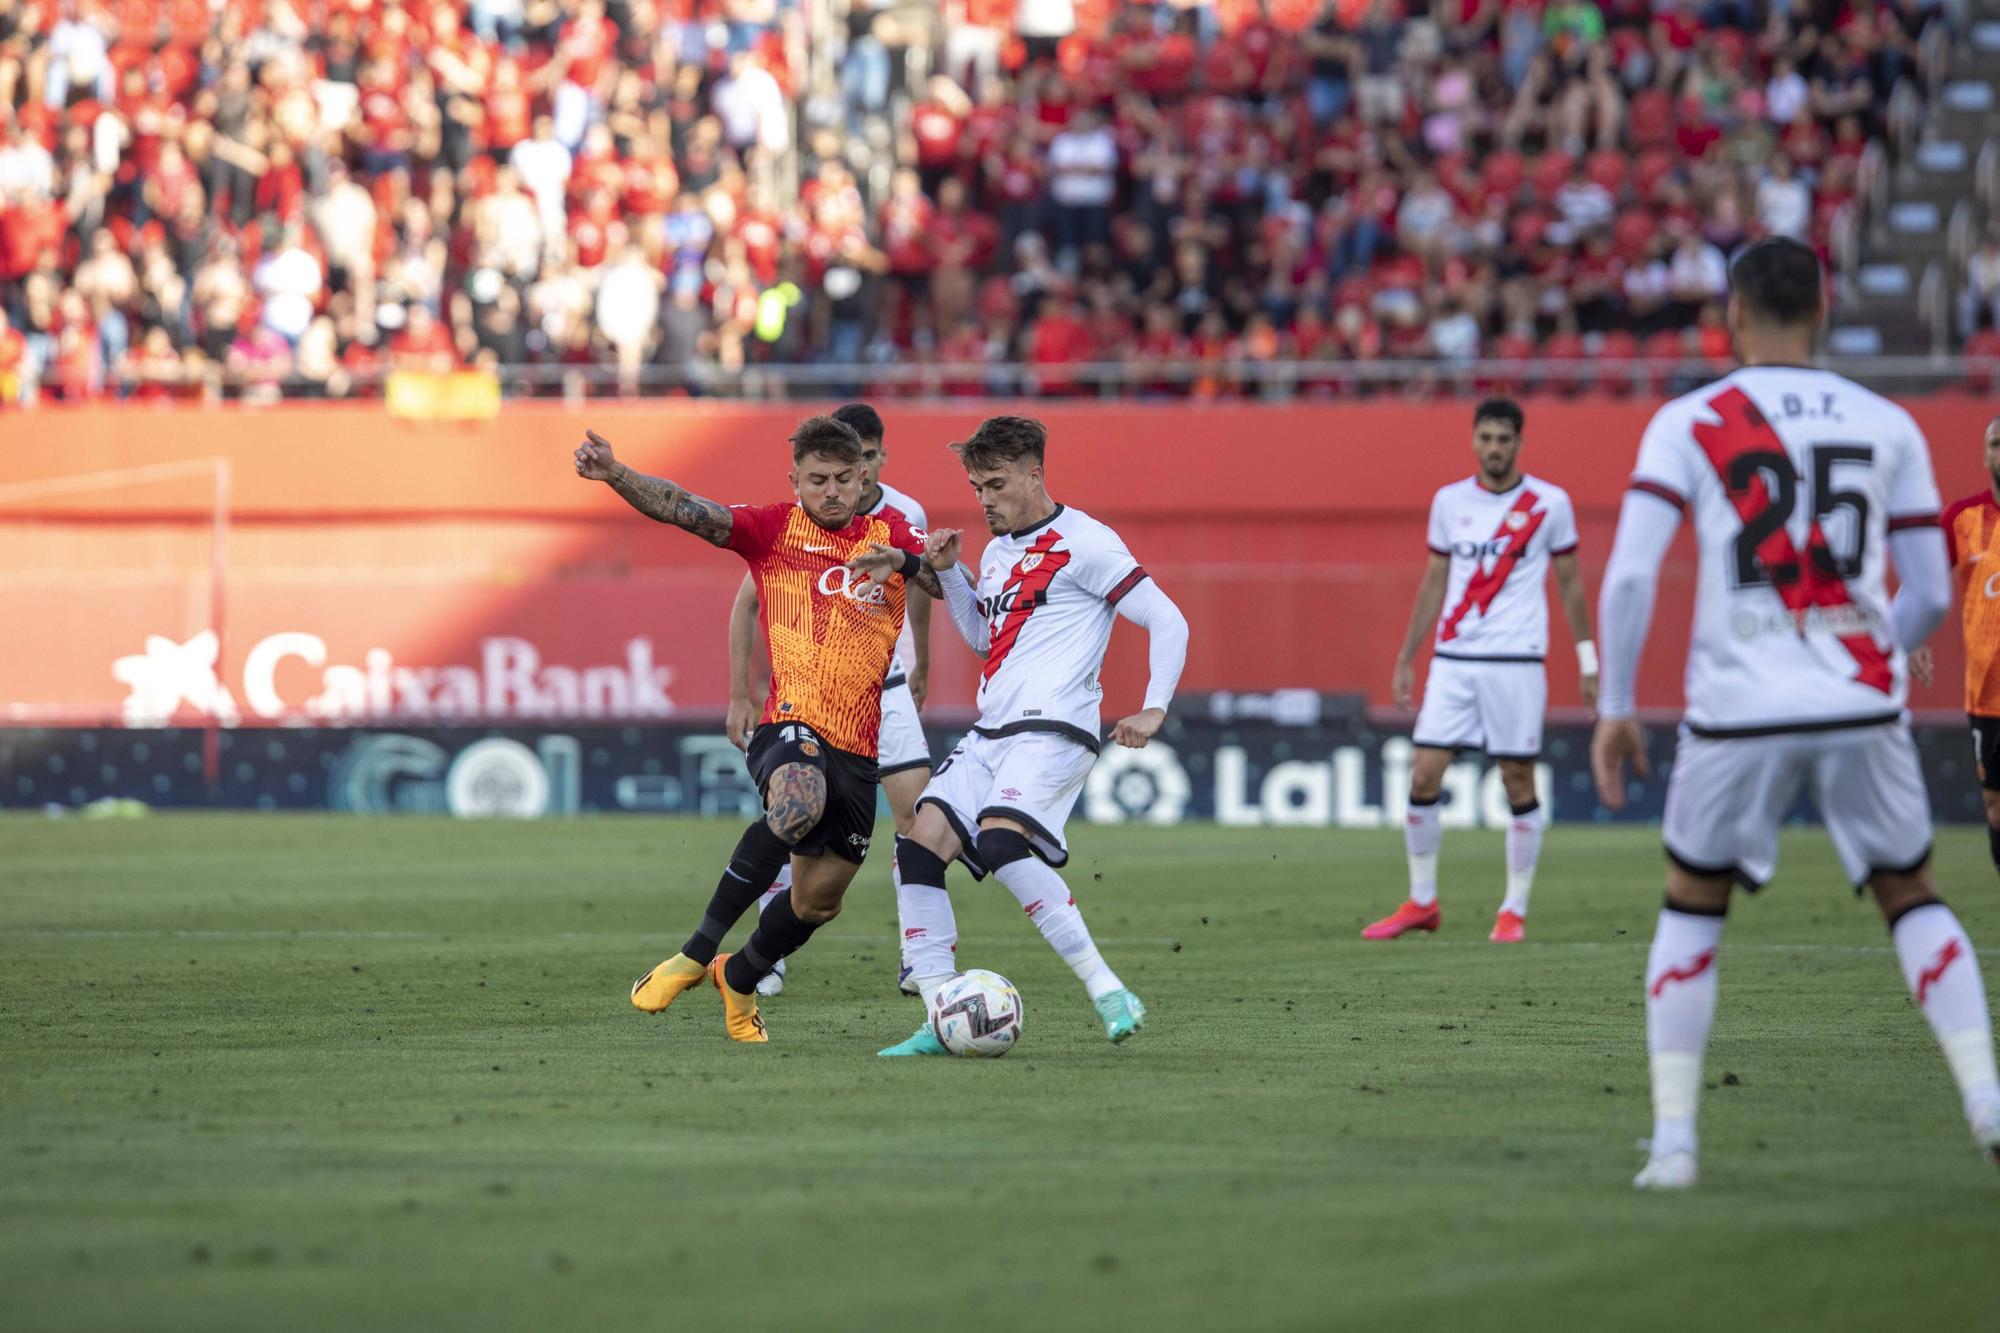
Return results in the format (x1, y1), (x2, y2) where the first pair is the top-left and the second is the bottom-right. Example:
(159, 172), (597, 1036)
(1427, 474), (1579, 662)
(1629, 365), (1939, 734)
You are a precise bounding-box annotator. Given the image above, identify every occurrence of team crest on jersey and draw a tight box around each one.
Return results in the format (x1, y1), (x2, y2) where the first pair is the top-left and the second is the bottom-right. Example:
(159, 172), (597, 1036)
(799, 740), (820, 758)
(1504, 511), (1529, 531)
(1021, 552), (1047, 573)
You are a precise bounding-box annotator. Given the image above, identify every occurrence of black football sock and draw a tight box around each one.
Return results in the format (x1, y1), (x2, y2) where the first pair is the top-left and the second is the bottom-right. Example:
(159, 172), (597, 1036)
(723, 891), (823, 992)
(682, 820), (794, 966)
(1988, 822), (2000, 875)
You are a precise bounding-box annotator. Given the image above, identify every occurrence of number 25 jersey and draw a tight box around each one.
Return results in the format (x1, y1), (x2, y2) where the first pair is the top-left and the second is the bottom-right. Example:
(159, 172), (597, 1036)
(1629, 365), (1940, 735)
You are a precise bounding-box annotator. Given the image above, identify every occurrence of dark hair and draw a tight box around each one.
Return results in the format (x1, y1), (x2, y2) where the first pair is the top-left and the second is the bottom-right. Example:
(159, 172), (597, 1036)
(789, 415), (864, 465)
(831, 402), (885, 446)
(953, 416), (1048, 472)
(1729, 236), (1823, 327)
(1473, 396), (1524, 436)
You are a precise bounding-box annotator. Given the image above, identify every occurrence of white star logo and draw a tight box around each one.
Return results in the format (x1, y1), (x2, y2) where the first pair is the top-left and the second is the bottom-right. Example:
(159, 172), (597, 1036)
(112, 631), (239, 726)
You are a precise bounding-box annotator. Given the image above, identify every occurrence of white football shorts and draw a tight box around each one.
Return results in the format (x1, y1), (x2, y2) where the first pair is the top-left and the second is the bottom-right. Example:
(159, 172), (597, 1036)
(1662, 721), (1933, 889)
(1412, 657), (1547, 759)
(918, 728), (1097, 876)
(877, 678), (931, 776)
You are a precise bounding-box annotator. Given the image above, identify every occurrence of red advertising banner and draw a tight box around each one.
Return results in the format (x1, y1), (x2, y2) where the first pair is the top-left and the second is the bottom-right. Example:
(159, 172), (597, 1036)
(6, 398), (1992, 725)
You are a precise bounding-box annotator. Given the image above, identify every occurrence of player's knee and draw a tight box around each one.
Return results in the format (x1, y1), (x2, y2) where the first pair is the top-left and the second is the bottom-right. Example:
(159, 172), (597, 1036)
(1869, 866), (1938, 923)
(975, 826), (1036, 870)
(895, 834), (949, 888)
(1408, 775), (1444, 803)
(793, 894), (842, 925)
(1498, 762), (1537, 804)
(907, 803), (962, 861)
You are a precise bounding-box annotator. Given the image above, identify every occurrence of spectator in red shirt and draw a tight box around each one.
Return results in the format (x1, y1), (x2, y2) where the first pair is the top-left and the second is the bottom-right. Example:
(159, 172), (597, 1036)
(389, 302), (459, 375)
(1028, 294), (1094, 396)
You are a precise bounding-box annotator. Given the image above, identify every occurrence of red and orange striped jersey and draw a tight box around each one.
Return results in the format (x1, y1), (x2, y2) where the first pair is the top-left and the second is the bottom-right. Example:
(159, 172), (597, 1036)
(726, 502), (927, 758)
(1943, 490), (2000, 716)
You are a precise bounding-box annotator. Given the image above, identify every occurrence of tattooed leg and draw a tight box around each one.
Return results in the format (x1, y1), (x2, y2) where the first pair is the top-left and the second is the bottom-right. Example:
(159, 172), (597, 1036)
(763, 763), (827, 843)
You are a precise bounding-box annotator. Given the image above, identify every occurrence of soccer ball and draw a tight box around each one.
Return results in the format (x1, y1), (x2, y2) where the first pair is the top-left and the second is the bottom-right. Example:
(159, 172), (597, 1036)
(928, 969), (1023, 1058)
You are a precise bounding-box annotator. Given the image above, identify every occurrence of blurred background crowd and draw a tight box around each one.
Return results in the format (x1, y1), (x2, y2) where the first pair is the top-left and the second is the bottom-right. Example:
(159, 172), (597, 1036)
(0, 0), (1982, 404)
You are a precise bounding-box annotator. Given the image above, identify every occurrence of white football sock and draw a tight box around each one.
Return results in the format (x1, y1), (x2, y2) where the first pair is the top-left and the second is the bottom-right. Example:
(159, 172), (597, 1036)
(992, 855), (1122, 1001)
(893, 849), (958, 1006)
(1501, 801), (1544, 917)
(1891, 903), (2000, 1118)
(1405, 797), (1442, 907)
(1645, 908), (1725, 1159)
(755, 863), (792, 916)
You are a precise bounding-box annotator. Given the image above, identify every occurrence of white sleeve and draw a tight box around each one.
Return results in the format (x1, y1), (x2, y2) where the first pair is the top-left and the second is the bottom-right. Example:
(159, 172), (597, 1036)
(938, 562), (989, 655)
(1113, 578), (1189, 713)
(1888, 525), (1951, 652)
(1426, 491), (1449, 556)
(1885, 410), (1943, 522)
(1073, 526), (1148, 601)
(1545, 489), (1580, 555)
(1596, 488), (1684, 719)
(1630, 400), (1700, 508)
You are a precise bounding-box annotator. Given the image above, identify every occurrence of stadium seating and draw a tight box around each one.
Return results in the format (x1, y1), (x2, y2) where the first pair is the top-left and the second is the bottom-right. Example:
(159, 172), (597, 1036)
(0, 0), (1974, 403)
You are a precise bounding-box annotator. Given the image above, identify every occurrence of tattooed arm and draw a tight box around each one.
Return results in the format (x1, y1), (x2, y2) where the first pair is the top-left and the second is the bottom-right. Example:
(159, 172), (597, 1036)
(573, 429), (733, 548)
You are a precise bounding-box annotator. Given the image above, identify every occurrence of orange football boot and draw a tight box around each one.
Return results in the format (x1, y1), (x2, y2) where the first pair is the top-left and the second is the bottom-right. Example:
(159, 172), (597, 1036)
(1361, 900), (1441, 940)
(709, 954), (770, 1043)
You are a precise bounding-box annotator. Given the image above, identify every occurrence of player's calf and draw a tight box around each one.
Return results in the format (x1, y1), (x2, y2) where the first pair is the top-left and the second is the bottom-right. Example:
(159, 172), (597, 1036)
(1636, 887), (1728, 1190)
(1877, 878), (2000, 1156)
(632, 815), (798, 1014)
(974, 825), (1142, 1041)
(893, 834), (959, 1006)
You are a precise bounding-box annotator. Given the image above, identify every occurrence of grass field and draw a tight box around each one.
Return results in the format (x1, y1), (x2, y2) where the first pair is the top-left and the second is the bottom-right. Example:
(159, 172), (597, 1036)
(3, 815), (1999, 1333)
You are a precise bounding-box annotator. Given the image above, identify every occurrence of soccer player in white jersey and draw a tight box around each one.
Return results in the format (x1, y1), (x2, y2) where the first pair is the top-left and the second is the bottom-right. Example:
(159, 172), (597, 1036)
(850, 415), (1190, 1054)
(1592, 236), (2000, 1189)
(722, 404), (937, 998)
(1363, 397), (1598, 943)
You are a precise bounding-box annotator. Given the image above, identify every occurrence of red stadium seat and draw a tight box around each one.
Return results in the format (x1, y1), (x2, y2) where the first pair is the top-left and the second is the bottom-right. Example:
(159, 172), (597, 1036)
(1595, 330), (1640, 395)
(1628, 90), (1673, 151)
(1586, 150), (1627, 195)
(1530, 151), (1574, 201)
(1612, 208), (1655, 261)
(1482, 149), (1526, 201)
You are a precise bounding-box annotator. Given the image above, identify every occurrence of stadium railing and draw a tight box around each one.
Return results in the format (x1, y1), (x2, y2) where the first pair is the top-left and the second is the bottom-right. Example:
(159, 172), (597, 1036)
(43, 354), (2000, 407)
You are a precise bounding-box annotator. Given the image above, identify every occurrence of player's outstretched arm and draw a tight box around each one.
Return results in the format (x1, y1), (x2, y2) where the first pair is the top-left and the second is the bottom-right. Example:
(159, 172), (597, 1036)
(573, 429), (732, 547)
(1110, 580), (1189, 748)
(1392, 554), (1451, 709)
(725, 573), (761, 752)
(1553, 551), (1599, 709)
(1590, 489), (1681, 808)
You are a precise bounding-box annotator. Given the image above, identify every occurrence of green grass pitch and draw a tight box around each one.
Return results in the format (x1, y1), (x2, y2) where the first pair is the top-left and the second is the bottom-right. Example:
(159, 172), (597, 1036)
(3, 815), (1998, 1332)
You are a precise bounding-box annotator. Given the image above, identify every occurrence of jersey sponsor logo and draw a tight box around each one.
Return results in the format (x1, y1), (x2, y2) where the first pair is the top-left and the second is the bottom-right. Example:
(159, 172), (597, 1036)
(1916, 937), (1964, 1006)
(1691, 386), (1890, 693)
(1649, 948), (1717, 998)
(982, 531), (1072, 684)
(816, 564), (890, 606)
(1438, 491), (1546, 642)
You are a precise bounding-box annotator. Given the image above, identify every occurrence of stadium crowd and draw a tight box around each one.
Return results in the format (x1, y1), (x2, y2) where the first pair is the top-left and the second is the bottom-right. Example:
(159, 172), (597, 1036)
(0, 0), (1966, 404)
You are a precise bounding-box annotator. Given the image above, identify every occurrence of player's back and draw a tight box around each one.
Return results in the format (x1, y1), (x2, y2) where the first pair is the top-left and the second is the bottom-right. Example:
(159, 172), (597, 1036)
(1631, 365), (1940, 734)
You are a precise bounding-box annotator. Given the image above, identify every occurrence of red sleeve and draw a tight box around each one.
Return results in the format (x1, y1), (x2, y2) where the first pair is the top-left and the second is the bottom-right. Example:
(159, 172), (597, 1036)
(1940, 497), (1970, 567)
(882, 514), (928, 558)
(725, 503), (789, 560)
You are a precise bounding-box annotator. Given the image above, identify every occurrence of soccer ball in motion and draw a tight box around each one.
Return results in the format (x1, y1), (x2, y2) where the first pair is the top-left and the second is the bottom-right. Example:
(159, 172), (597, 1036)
(928, 969), (1023, 1058)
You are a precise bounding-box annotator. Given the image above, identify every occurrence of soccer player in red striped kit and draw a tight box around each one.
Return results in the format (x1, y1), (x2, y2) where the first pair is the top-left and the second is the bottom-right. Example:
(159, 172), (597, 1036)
(1365, 397), (1599, 943)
